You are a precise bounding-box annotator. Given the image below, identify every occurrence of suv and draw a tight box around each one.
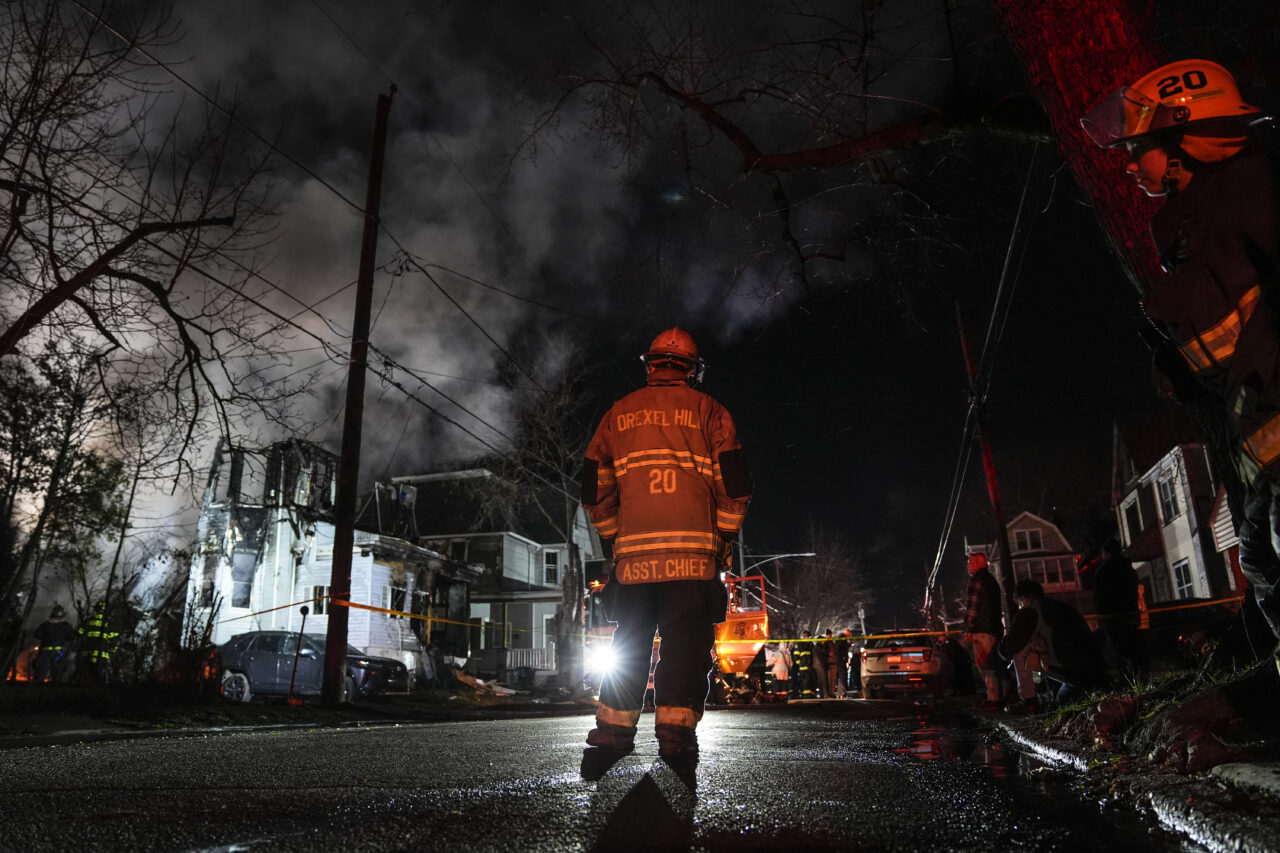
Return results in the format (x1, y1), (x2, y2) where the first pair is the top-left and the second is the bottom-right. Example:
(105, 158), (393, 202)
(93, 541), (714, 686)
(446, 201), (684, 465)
(217, 631), (409, 703)
(859, 631), (952, 700)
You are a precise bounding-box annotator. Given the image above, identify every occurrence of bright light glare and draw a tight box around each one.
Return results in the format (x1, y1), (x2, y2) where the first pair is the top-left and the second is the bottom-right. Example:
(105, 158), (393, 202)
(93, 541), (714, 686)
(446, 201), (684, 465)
(585, 643), (617, 676)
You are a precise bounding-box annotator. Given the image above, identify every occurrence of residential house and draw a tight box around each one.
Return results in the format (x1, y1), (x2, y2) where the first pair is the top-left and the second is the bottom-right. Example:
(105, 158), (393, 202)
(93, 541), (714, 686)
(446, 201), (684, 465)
(1208, 485), (1250, 596)
(358, 469), (605, 685)
(183, 440), (482, 683)
(966, 510), (1087, 615)
(1111, 414), (1233, 605)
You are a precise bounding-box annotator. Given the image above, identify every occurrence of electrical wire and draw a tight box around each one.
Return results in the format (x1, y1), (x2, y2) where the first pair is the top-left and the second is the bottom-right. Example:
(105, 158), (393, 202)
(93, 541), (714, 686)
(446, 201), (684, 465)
(924, 146), (1043, 612)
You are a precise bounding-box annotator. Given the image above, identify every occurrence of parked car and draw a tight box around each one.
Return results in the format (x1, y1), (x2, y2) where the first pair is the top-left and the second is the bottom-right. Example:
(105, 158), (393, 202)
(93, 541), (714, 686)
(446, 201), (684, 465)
(217, 630), (409, 703)
(859, 630), (952, 700)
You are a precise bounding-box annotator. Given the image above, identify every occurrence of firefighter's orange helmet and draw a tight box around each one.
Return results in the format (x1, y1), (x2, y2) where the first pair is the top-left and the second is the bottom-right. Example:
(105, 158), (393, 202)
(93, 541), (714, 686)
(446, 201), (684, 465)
(1081, 59), (1264, 149)
(641, 327), (705, 384)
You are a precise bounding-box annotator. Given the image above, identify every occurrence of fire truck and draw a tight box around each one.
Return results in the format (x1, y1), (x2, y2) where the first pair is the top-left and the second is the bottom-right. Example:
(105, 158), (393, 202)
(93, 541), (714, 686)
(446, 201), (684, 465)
(582, 564), (772, 704)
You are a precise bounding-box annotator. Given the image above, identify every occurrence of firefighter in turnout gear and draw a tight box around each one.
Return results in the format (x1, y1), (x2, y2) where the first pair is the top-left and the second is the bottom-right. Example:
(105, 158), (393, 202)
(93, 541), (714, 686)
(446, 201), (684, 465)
(1084, 60), (1280, 672)
(76, 601), (119, 685)
(792, 631), (816, 698)
(580, 327), (751, 758)
(33, 604), (74, 683)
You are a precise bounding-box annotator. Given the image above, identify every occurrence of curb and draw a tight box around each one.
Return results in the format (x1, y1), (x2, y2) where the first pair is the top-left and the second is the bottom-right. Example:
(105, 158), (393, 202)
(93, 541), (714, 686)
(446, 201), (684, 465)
(990, 717), (1280, 853)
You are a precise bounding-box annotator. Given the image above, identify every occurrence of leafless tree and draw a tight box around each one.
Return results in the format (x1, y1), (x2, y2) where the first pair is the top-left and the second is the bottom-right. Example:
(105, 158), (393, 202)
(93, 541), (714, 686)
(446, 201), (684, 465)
(0, 0), (311, 475)
(518, 0), (1276, 618)
(765, 519), (870, 640)
(467, 329), (602, 689)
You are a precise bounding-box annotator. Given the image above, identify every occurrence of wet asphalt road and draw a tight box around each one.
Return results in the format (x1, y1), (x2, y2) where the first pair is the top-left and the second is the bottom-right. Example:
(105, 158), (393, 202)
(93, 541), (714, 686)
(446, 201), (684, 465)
(0, 700), (1195, 852)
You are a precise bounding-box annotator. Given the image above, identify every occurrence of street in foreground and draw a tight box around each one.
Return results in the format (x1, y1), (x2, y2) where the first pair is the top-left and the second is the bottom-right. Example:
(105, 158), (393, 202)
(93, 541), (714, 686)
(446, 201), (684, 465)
(0, 701), (1214, 851)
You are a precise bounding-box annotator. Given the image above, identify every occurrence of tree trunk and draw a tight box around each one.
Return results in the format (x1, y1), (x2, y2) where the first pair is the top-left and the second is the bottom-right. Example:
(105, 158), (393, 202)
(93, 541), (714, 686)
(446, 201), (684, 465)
(987, 0), (1165, 292)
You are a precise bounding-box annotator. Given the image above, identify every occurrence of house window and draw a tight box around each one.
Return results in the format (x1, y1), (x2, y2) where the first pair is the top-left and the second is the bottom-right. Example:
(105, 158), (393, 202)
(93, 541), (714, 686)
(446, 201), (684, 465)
(1124, 501), (1142, 540)
(384, 584), (407, 618)
(449, 540), (468, 562)
(544, 551), (560, 585)
(1013, 529), (1042, 552)
(1172, 559), (1194, 599)
(1158, 477), (1180, 522)
(312, 585), (330, 615)
(1044, 558), (1062, 584)
(200, 554), (218, 608)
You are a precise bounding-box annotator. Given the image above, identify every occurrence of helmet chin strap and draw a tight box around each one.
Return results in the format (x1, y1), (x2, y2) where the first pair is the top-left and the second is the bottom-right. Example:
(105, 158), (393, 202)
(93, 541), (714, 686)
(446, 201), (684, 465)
(643, 356), (705, 385)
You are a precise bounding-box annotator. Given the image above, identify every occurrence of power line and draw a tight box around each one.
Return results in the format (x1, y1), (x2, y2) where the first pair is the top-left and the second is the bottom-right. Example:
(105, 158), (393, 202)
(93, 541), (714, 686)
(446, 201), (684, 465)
(73, 1), (366, 218)
(924, 146), (1044, 608)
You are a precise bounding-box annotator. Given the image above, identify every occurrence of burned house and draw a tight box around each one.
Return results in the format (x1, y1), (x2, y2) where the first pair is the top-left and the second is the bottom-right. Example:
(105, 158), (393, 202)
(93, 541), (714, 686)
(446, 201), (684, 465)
(183, 440), (482, 678)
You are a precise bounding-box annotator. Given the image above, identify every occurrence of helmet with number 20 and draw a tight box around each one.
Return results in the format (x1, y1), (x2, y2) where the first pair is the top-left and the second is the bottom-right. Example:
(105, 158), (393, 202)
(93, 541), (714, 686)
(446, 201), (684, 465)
(1081, 59), (1263, 149)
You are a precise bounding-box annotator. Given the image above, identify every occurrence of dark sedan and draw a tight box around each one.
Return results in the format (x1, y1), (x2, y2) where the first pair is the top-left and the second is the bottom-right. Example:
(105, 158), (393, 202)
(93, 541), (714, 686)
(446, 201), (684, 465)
(218, 630), (410, 703)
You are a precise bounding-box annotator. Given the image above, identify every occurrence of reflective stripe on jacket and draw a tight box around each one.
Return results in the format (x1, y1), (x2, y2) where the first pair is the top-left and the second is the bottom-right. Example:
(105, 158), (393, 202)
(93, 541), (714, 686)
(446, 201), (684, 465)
(1147, 150), (1279, 387)
(1176, 285), (1261, 371)
(78, 614), (119, 663)
(1241, 409), (1280, 473)
(582, 369), (750, 584)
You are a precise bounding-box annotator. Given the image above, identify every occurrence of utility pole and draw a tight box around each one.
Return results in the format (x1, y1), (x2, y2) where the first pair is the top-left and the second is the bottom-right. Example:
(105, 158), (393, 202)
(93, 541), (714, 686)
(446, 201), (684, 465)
(323, 89), (394, 705)
(955, 303), (1019, 622)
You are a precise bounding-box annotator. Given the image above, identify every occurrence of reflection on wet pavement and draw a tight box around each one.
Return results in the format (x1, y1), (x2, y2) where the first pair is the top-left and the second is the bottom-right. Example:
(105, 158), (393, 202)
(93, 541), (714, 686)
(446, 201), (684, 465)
(893, 715), (1024, 779)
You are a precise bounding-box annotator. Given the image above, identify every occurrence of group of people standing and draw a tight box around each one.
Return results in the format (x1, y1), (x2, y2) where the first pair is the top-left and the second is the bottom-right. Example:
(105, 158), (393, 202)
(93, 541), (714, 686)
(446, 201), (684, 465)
(764, 628), (858, 699)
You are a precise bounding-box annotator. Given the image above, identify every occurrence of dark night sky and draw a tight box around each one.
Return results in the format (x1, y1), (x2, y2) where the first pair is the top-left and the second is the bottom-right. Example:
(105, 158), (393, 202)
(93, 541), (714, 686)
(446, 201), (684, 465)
(104, 0), (1274, 623)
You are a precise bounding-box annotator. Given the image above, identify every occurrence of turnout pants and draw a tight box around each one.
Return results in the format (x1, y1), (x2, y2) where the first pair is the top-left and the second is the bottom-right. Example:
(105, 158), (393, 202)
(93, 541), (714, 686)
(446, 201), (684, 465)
(596, 578), (726, 729)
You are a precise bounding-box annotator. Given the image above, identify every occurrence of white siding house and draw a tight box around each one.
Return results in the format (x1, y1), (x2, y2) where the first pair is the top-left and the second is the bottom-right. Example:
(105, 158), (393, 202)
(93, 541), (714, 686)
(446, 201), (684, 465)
(183, 441), (481, 682)
(1111, 418), (1232, 605)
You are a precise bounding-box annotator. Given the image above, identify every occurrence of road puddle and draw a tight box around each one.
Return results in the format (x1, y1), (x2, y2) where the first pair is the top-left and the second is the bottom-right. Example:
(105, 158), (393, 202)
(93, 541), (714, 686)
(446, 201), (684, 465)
(894, 714), (1208, 851)
(893, 717), (1026, 779)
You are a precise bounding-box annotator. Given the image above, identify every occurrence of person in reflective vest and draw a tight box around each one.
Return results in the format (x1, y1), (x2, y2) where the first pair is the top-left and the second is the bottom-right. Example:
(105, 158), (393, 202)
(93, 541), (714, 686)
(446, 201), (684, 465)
(33, 604), (75, 683)
(76, 601), (119, 685)
(580, 327), (751, 759)
(1083, 60), (1280, 670)
(792, 631), (816, 698)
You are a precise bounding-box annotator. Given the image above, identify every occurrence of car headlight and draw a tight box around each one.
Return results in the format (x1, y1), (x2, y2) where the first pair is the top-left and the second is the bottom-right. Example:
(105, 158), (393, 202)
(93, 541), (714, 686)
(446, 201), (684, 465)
(585, 643), (617, 676)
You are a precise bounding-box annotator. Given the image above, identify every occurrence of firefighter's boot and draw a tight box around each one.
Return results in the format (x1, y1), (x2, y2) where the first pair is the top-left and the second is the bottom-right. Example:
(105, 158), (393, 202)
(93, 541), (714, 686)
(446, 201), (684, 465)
(655, 706), (700, 759)
(587, 701), (638, 754)
(586, 721), (636, 753)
